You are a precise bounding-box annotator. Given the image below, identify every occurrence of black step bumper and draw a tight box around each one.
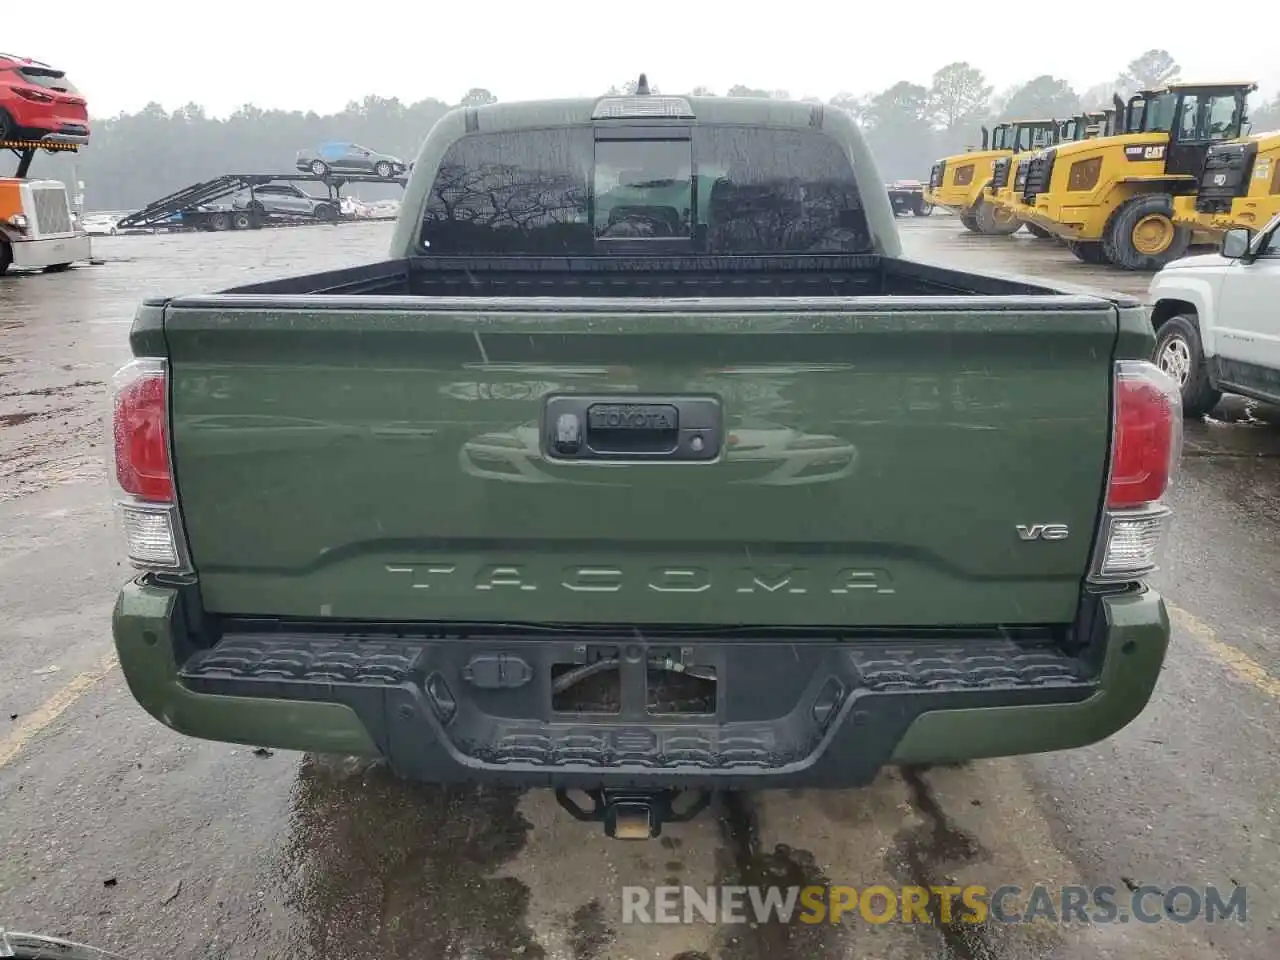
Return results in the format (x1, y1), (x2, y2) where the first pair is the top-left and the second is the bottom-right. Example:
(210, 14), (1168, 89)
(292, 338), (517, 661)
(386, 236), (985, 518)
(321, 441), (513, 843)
(113, 579), (1169, 789)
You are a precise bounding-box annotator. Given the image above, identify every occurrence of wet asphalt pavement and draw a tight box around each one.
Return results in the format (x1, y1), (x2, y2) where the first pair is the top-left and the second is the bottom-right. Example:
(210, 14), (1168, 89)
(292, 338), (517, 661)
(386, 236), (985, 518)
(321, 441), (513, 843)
(1, 216), (1278, 960)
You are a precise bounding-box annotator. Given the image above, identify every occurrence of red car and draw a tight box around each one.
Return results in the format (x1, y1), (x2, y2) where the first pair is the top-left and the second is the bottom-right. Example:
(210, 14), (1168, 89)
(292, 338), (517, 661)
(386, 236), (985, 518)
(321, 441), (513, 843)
(0, 53), (89, 145)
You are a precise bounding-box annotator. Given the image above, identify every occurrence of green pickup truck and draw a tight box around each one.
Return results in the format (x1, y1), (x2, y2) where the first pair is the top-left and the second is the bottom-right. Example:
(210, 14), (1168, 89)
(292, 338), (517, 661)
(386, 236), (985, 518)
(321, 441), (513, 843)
(111, 88), (1181, 838)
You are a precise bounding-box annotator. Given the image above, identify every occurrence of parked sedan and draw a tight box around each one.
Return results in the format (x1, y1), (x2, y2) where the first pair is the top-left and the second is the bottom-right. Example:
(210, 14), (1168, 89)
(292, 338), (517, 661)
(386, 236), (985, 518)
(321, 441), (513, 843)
(231, 183), (337, 220)
(295, 141), (407, 179)
(81, 212), (122, 235)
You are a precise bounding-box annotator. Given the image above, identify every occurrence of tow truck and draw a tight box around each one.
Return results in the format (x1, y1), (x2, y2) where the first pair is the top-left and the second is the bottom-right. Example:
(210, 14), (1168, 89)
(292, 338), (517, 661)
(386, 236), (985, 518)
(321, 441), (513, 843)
(1, 135), (91, 275)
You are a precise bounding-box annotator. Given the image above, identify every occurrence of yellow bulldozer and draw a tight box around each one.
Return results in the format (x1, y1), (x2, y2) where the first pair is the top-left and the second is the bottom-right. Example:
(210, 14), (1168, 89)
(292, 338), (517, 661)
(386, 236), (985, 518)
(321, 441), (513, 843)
(1172, 127), (1280, 236)
(923, 119), (1058, 235)
(987, 108), (1120, 238)
(1017, 81), (1257, 269)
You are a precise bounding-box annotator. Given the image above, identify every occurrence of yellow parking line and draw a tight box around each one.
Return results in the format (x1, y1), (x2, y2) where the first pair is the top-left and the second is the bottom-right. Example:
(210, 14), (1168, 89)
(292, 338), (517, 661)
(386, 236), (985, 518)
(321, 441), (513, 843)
(1169, 603), (1280, 701)
(0, 650), (117, 769)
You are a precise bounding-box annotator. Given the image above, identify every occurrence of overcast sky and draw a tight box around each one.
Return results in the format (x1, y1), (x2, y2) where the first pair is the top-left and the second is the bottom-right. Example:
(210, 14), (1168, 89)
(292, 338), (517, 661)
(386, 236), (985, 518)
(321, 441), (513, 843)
(10, 1), (1280, 118)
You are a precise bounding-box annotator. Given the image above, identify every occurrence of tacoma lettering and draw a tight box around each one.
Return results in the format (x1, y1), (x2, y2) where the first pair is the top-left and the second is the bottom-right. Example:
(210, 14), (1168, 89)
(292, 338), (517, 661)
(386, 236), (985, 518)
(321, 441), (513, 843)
(389, 563), (893, 595)
(831, 568), (895, 595)
(735, 567), (808, 594)
(475, 565), (537, 591)
(648, 567), (712, 593)
(385, 564), (456, 589)
(562, 566), (623, 592)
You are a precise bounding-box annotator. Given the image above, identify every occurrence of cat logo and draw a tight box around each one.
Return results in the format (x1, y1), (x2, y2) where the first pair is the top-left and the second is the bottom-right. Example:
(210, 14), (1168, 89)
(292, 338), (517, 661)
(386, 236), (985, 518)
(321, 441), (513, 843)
(1212, 173), (1228, 186)
(1124, 144), (1166, 161)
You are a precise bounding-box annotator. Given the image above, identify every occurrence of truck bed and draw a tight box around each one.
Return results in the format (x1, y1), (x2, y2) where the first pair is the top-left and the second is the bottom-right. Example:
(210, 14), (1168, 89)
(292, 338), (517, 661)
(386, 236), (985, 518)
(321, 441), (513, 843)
(111, 95), (1173, 796)
(216, 253), (1067, 300)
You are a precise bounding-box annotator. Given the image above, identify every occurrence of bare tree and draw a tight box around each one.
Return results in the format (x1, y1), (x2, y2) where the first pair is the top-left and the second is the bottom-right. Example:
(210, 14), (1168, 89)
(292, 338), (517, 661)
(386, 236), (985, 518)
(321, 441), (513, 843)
(1121, 50), (1181, 93)
(829, 92), (872, 127)
(928, 62), (993, 130)
(1080, 82), (1122, 111)
(459, 88), (497, 107)
(1251, 93), (1280, 133)
(1000, 76), (1080, 120)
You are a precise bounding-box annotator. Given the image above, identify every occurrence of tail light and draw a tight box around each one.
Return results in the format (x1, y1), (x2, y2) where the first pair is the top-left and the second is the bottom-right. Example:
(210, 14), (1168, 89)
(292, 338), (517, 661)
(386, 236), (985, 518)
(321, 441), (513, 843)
(14, 88), (55, 104)
(110, 358), (190, 572)
(1089, 360), (1182, 582)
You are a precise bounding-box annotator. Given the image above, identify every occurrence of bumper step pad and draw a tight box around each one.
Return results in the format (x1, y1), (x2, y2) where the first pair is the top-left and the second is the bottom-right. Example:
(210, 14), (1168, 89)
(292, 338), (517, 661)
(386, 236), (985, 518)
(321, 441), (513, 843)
(179, 632), (1097, 775)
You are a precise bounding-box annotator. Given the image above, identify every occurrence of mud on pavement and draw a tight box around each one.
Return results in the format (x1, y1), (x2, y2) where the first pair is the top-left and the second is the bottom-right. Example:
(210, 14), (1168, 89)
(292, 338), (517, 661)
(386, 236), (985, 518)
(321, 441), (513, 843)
(241, 754), (1219, 960)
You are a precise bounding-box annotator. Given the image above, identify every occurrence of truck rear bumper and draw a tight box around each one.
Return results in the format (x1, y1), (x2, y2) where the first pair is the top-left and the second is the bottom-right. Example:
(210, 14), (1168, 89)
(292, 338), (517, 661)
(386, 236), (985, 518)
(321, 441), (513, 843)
(113, 580), (1169, 788)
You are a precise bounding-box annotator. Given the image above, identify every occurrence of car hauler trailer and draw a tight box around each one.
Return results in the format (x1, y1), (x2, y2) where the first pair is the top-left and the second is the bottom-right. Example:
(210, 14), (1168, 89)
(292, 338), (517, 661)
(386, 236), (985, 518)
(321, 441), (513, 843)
(117, 171), (408, 232)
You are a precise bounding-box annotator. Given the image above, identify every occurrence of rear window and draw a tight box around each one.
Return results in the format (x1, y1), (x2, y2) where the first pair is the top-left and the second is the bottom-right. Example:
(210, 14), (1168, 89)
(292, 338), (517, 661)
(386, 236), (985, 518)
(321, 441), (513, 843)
(419, 124), (869, 255)
(17, 66), (78, 94)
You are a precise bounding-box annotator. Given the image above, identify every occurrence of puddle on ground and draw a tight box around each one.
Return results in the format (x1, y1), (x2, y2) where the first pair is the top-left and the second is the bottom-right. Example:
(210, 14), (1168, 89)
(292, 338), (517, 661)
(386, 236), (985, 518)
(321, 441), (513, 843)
(273, 755), (541, 960)
(886, 767), (996, 960)
(712, 791), (845, 960)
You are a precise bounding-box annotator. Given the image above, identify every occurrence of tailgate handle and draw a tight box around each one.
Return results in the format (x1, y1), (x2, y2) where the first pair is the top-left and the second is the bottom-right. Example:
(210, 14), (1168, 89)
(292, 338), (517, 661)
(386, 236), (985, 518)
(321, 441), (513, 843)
(543, 395), (723, 462)
(587, 402), (678, 453)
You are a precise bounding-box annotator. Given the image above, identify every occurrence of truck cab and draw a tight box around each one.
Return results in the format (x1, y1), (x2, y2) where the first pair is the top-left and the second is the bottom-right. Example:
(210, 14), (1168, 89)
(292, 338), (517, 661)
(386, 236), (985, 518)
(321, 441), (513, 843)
(0, 176), (90, 274)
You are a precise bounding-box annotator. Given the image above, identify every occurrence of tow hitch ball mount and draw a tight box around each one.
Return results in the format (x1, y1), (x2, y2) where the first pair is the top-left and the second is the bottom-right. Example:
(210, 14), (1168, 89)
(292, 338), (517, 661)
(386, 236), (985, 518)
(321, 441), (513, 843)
(555, 787), (712, 839)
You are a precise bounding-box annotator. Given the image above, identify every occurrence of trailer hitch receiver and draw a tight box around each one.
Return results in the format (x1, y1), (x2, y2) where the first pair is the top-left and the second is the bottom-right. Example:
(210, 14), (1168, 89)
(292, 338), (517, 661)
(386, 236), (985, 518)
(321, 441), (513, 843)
(555, 788), (712, 839)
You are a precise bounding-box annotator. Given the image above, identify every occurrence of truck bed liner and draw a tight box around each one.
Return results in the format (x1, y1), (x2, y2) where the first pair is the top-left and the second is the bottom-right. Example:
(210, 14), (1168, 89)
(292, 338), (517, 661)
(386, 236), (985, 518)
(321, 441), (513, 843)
(215, 254), (1100, 302)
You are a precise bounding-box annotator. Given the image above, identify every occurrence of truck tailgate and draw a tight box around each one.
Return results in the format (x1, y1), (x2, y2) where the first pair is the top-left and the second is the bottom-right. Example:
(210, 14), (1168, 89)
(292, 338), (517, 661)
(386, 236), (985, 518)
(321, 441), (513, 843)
(164, 295), (1116, 626)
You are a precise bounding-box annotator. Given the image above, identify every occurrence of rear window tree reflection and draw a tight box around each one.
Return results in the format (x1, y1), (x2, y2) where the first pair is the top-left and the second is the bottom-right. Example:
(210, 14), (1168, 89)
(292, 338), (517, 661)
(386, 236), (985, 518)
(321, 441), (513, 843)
(700, 127), (870, 254)
(420, 124), (870, 255)
(422, 129), (593, 254)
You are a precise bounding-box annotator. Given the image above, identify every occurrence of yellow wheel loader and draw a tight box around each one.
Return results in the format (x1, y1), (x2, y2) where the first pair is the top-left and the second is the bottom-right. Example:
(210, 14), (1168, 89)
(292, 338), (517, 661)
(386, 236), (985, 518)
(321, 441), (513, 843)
(989, 109), (1120, 239)
(1018, 82), (1257, 270)
(924, 120), (1058, 236)
(1172, 128), (1280, 237)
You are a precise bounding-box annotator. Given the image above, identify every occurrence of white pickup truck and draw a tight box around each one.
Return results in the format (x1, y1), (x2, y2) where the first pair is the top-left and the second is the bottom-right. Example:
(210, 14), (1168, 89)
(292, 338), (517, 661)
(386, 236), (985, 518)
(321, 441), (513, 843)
(1149, 213), (1280, 417)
